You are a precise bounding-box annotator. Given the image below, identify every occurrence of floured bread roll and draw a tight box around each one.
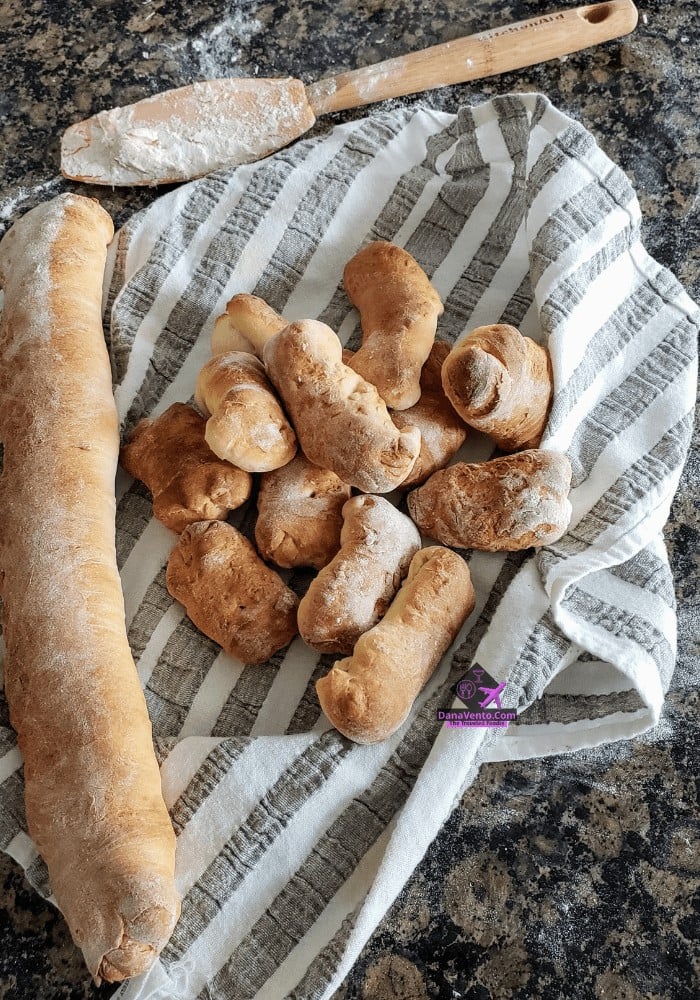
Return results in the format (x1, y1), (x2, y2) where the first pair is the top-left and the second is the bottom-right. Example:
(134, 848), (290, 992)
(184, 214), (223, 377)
(297, 494), (421, 655)
(316, 546), (475, 743)
(166, 520), (299, 663)
(121, 402), (252, 532)
(195, 350), (297, 472)
(263, 319), (421, 492)
(407, 449), (572, 550)
(255, 453), (352, 569)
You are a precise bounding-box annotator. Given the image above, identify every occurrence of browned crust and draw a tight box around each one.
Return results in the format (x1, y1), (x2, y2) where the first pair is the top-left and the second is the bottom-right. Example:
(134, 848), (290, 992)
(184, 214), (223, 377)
(0, 194), (179, 983)
(121, 402), (252, 532)
(195, 350), (297, 472)
(263, 319), (421, 493)
(441, 324), (553, 451)
(255, 453), (352, 569)
(391, 339), (469, 489)
(407, 449), (573, 551)
(211, 293), (287, 357)
(166, 520), (299, 664)
(344, 241), (443, 410)
(316, 546), (475, 743)
(297, 495), (421, 655)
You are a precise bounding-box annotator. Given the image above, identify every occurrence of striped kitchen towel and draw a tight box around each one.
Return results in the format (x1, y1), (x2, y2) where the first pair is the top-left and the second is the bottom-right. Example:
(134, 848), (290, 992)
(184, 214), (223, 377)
(1, 93), (697, 999)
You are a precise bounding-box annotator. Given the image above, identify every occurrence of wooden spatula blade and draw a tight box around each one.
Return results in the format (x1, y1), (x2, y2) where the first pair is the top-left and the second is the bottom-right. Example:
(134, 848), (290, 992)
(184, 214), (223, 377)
(61, 77), (316, 186)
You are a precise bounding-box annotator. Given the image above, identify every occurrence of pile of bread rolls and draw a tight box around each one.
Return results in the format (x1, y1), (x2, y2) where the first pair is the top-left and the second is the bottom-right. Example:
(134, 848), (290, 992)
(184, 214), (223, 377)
(122, 238), (573, 747)
(0, 195), (571, 986)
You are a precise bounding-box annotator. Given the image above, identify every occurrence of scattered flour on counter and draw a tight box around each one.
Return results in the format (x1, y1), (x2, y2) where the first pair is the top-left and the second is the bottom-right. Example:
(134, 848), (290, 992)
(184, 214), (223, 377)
(169, 12), (265, 80)
(0, 177), (63, 228)
(60, 12), (318, 186)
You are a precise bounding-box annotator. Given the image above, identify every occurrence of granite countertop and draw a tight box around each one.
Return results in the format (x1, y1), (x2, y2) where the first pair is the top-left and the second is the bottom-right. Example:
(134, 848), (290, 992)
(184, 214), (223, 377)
(0, 1), (697, 998)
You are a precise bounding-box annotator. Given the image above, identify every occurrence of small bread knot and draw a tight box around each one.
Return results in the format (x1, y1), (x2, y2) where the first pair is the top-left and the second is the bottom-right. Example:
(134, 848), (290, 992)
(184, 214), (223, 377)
(442, 324), (553, 451)
(448, 345), (509, 415)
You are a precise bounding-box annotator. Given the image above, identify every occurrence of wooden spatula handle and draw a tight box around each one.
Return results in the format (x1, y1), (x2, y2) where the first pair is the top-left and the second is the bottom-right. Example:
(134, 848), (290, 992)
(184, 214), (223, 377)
(306, 1), (638, 116)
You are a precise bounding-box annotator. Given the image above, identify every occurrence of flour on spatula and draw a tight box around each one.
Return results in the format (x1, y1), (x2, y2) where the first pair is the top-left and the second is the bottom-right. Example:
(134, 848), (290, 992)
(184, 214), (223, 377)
(60, 77), (316, 186)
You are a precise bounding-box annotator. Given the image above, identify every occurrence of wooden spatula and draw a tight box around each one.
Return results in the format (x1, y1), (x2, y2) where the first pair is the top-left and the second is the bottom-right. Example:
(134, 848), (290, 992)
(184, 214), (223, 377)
(61, 0), (638, 187)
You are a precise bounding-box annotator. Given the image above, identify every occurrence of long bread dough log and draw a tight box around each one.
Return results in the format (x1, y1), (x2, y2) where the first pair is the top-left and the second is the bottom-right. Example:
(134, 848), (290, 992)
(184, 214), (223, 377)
(211, 293), (286, 358)
(297, 495), (420, 655)
(0, 194), (179, 983)
(408, 449), (572, 551)
(441, 324), (553, 451)
(166, 520), (299, 663)
(195, 350), (297, 472)
(344, 241), (443, 410)
(391, 340), (469, 489)
(255, 453), (352, 569)
(263, 319), (421, 492)
(121, 402), (252, 532)
(317, 546), (475, 743)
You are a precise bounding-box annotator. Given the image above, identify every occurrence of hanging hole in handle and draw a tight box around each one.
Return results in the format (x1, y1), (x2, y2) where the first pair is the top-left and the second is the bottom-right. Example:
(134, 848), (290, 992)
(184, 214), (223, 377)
(582, 3), (613, 23)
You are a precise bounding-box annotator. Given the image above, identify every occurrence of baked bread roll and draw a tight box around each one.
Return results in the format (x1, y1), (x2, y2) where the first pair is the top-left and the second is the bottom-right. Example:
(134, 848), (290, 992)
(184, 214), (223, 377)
(297, 494), (421, 655)
(441, 323), (553, 451)
(391, 340), (469, 489)
(211, 293), (286, 358)
(255, 453), (352, 569)
(121, 402), (253, 532)
(195, 350), (297, 472)
(316, 546), (475, 743)
(344, 241), (443, 410)
(166, 520), (299, 664)
(0, 194), (179, 983)
(263, 319), (421, 492)
(407, 449), (572, 550)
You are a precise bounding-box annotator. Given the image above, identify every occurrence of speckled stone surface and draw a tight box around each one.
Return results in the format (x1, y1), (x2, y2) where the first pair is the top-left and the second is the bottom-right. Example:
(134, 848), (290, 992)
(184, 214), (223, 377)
(0, 1), (697, 998)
